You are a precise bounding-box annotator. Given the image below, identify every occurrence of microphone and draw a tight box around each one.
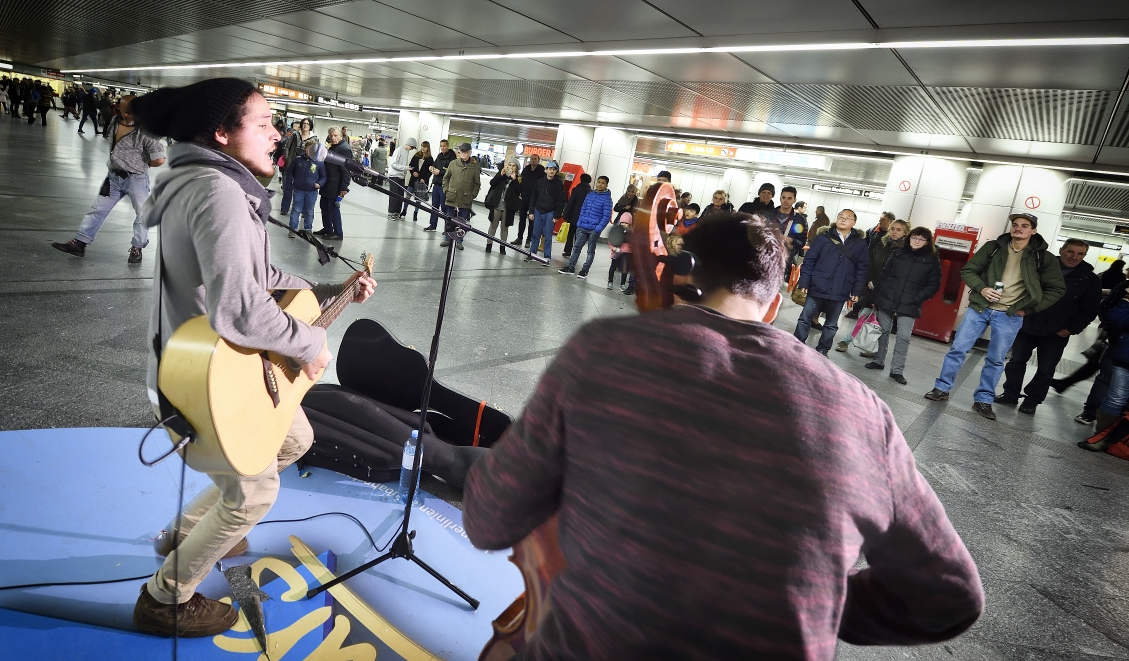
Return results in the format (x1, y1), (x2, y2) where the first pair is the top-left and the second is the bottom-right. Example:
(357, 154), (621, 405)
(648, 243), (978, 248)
(306, 141), (372, 179)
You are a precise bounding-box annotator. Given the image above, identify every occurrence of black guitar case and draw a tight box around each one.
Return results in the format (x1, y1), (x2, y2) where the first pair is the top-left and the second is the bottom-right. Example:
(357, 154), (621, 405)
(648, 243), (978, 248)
(299, 319), (512, 489)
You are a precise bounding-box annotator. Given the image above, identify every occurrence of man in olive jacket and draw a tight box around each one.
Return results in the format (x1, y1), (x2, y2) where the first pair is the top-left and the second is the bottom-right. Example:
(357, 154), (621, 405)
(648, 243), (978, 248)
(925, 213), (1065, 420)
(441, 142), (482, 250)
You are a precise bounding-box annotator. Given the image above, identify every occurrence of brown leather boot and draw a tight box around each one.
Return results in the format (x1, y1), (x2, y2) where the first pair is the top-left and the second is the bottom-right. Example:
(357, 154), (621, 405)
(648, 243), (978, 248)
(155, 530), (248, 560)
(1095, 410), (1120, 434)
(133, 585), (238, 637)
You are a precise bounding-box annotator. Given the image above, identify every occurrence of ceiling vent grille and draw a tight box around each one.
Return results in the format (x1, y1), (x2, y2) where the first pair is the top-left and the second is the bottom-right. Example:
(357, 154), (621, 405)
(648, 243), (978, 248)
(1106, 104), (1129, 148)
(1064, 181), (1129, 213)
(790, 85), (952, 134)
(932, 88), (1113, 144)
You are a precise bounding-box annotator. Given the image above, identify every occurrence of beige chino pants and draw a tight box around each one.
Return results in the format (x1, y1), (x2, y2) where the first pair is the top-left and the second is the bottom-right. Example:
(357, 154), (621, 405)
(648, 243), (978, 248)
(146, 409), (314, 604)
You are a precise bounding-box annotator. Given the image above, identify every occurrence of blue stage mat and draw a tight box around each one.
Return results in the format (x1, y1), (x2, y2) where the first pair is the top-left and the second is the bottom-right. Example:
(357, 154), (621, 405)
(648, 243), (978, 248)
(0, 428), (524, 660)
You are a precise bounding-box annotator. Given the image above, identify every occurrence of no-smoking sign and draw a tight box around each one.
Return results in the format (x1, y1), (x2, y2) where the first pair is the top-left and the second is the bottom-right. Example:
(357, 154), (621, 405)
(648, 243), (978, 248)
(1024, 196), (1041, 209)
(898, 180), (911, 192)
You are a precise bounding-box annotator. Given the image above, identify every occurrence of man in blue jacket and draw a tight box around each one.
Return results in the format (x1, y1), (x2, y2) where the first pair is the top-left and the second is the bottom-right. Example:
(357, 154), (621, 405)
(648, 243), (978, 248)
(794, 209), (869, 355)
(284, 148), (326, 237)
(559, 175), (614, 278)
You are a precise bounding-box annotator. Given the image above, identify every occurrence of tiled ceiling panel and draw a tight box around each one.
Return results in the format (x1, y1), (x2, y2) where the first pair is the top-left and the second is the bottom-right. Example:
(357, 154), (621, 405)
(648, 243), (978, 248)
(645, 0), (873, 36)
(933, 88), (1115, 144)
(897, 46), (1129, 91)
(862, 0), (1129, 27)
(0, 0), (356, 64)
(733, 50), (917, 87)
(486, 0), (696, 42)
(1106, 103), (1129, 149)
(449, 119), (557, 145)
(789, 85), (953, 134)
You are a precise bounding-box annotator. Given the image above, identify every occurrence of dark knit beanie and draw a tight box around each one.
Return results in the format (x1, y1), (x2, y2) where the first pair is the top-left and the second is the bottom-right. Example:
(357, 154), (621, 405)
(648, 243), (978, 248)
(132, 78), (257, 142)
(758, 182), (776, 195)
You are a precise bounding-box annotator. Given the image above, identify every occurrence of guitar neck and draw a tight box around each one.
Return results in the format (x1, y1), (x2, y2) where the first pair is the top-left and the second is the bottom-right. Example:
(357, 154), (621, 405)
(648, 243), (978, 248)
(312, 275), (361, 330)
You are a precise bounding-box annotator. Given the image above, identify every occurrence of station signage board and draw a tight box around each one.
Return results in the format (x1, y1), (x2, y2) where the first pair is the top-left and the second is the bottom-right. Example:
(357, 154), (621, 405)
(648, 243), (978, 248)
(811, 183), (883, 199)
(738, 148), (830, 170)
(515, 143), (554, 159)
(317, 96), (361, 111)
(259, 84), (311, 101)
(664, 141), (736, 158)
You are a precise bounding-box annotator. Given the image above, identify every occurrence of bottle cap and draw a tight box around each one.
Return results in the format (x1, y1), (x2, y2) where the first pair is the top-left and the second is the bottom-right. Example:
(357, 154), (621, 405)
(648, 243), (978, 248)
(411, 430), (419, 439)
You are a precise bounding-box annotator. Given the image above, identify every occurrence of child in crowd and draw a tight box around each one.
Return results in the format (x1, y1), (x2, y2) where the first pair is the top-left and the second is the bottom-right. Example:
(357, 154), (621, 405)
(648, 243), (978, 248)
(675, 203), (700, 235)
(607, 211), (633, 291)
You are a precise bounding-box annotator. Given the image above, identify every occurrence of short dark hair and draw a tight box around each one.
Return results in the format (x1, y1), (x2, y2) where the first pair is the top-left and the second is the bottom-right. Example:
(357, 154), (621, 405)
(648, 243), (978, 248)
(597, 175), (610, 184)
(1061, 238), (1089, 250)
(681, 213), (787, 304)
(781, 186), (797, 196)
(680, 192), (692, 199)
(579, 173), (592, 183)
(657, 170), (672, 180)
(907, 226), (935, 251)
(795, 201), (806, 208)
(687, 203), (700, 213)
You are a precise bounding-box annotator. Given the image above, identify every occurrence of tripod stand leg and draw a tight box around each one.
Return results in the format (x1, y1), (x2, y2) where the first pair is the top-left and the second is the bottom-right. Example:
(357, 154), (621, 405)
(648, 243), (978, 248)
(306, 550), (394, 599)
(410, 553), (480, 610)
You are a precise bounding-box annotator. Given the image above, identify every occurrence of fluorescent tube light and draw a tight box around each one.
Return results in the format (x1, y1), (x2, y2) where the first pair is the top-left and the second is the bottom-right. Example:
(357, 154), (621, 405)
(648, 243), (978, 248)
(61, 37), (1129, 73)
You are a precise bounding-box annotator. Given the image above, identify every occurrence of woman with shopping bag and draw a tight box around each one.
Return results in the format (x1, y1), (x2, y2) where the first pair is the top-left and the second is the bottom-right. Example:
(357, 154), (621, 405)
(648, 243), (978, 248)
(864, 227), (942, 384)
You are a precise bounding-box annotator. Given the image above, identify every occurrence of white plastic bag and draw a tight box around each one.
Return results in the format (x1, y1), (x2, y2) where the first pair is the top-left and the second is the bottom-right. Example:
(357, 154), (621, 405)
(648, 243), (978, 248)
(851, 311), (882, 354)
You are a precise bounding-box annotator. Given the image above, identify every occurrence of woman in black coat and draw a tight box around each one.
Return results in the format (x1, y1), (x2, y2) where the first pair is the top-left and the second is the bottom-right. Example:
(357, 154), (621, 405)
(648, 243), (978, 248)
(864, 226), (942, 384)
(484, 160), (522, 254)
(1100, 259), (1126, 290)
(407, 141), (434, 222)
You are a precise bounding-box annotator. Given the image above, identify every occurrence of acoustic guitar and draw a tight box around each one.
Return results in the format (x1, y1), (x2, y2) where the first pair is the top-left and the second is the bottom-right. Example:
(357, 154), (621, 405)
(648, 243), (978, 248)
(479, 183), (695, 659)
(157, 254), (374, 476)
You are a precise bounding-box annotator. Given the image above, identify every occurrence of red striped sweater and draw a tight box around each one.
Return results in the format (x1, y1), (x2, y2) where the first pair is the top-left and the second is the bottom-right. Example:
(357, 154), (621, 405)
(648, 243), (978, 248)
(464, 305), (982, 660)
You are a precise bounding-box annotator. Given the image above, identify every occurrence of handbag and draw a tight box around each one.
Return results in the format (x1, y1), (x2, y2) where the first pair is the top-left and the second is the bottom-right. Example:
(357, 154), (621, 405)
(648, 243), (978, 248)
(413, 178), (429, 195)
(555, 222), (570, 243)
(790, 286), (807, 306)
(851, 311), (883, 354)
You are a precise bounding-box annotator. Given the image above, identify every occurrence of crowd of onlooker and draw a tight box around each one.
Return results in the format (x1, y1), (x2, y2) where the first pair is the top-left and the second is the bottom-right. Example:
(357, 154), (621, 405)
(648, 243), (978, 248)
(0, 76), (130, 134)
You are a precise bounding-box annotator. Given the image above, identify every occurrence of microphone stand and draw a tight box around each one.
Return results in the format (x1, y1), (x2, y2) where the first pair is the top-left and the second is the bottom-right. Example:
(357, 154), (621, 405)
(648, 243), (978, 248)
(306, 169), (546, 611)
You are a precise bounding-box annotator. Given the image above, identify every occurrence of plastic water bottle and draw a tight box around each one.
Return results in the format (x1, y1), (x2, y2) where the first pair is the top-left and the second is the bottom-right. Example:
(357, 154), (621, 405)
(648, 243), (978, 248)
(398, 430), (422, 506)
(994, 281), (1005, 294)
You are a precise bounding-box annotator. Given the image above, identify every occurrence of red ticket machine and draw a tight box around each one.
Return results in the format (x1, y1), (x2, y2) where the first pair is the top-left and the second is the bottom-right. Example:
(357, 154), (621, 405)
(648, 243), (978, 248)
(914, 223), (982, 343)
(559, 162), (585, 198)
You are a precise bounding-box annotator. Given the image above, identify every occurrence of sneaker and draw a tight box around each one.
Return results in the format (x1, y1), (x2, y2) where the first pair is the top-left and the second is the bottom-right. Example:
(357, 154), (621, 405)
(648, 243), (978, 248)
(52, 239), (86, 257)
(864, 362), (883, 370)
(622, 284), (634, 295)
(845, 309), (859, 319)
(288, 231), (296, 238)
(562, 252), (571, 258)
(993, 394), (1019, 407)
(1019, 400), (1038, 415)
(133, 585), (238, 637)
(441, 240), (450, 247)
(1075, 412), (1096, 424)
(1050, 379), (1066, 394)
(558, 266), (575, 275)
(423, 226), (437, 232)
(542, 260), (551, 267)
(890, 373), (907, 385)
(77, 129), (85, 134)
(924, 388), (949, 401)
(859, 351), (876, 358)
(972, 402), (997, 420)
(522, 256), (532, 262)
(607, 281), (614, 290)
(835, 341), (848, 353)
(128, 247), (142, 264)
(312, 229), (330, 236)
(817, 350), (829, 357)
(456, 243), (464, 251)
(577, 270), (588, 279)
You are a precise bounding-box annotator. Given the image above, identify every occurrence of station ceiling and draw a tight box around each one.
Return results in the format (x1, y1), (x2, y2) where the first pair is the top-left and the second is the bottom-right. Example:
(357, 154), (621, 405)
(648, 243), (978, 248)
(6, 0), (1129, 173)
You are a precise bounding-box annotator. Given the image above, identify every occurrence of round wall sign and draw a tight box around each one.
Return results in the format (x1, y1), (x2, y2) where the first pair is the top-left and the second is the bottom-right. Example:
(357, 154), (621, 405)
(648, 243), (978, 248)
(898, 180), (911, 192)
(515, 143), (525, 155)
(1024, 196), (1041, 209)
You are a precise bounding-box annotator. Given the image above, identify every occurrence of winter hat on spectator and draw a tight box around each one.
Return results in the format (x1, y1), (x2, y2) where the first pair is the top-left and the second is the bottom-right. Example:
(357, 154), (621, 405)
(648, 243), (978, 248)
(758, 182), (776, 196)
(132, 78), (257, 142)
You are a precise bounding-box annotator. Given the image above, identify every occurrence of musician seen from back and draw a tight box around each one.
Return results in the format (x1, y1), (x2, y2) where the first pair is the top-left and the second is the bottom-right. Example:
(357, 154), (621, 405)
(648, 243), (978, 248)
(463, 212), (983, 660)
(128, 78), (375, 637)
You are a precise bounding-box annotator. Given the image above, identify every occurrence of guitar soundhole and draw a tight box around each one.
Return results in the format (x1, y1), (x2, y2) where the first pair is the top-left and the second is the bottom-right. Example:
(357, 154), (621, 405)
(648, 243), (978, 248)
(270, 290), (286, 303)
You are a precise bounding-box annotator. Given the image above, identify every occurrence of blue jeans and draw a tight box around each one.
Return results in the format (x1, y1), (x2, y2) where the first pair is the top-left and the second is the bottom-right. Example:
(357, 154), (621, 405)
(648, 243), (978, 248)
(427, 186), (447, 230)
(444, 207), (471, 245)
(566, 227), (600, 272)
(1100, 365), (1129, 416)
(934, 307), (1025, 403)
(529, 211), (555, 258)
(75, 171), (150, 248)
(794, 295), (845, 354)
(289, 189), (317, 231)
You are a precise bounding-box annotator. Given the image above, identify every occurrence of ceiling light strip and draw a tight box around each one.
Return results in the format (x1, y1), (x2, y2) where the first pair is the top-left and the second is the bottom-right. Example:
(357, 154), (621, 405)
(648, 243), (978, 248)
(60, 37), (1129, 73)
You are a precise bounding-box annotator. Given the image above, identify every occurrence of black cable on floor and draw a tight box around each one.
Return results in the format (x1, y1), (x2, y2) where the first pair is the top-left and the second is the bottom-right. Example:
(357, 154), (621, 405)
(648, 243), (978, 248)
(0, 511), (395, 592)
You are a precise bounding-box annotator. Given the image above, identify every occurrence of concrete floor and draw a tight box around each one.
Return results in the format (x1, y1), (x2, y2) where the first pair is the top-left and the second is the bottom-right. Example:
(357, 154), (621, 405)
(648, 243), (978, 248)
(2, 115), (1128, 659)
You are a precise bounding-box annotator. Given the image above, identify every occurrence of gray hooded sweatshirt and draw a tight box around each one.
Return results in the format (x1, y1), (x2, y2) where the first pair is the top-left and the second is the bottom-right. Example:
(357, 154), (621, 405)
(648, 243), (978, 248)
(144, 143), (336, 405)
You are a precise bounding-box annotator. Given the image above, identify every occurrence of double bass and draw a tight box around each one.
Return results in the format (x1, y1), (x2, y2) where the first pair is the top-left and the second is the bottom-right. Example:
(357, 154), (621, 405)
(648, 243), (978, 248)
(479, 182), (698, 660)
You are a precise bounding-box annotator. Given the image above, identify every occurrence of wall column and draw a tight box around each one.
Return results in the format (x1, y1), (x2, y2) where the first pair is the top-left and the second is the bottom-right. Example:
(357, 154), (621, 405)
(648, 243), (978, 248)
(417, 112), (450, 152)
(396, 110), (420, 149)
(554, 124), (595, 172)
(881, 155), (969, 232)
(586, 128), (637, 199)
(964, 165), (1069, 251)
(720, 169), (753, 207)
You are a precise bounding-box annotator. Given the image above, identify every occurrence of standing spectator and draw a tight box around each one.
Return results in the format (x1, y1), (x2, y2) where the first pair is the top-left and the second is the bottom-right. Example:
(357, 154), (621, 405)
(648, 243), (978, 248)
(1080, 288), (1129, 441)
(59, 85), (79, 119)
(24, 82), (39, 125)
(793, 209), (868, 356)
(924, 213), (1066, 420)
(560, 173), (592, 258)
(517, 154), (546, 247)
(77, 84), (98, 133)
(8, 77), (21, 118)
(866, 212), (895, 248)
(674, 203), (700, 235)
(764, 185), (807, 254)
(51, 95), (166, 263)
(317, 127), (352, 240)
(371, 138), (388, 185)
(524, 160), (565, 263)
(559, 175), (614, 278)
(424, 139), (454, 231)
(0, 82), (8, 116)
(606, 212), (633, 291)
(386, 136), (416, 220)
(864, 227), (942, 384)
(843, 219), (908, 327)
(98, 90), (115, 137)
(484, 160), (521, 255)
(407, 140), (434, 222)
(740, 182), (775, 215)
(280, 118), (314, 215)
(462, 212), (983, 661)
(35, 82), (53, 127)
(805, 205), (831, 251)
(1100, 259), (1126, 290)
(440, 143), (482, 251)
(996, 239), (1100, 414)
(284, 147), (325, 238)
(678, 191), (693, 210)
(614, 185), (638, 215)
(794, 201), (808, 221)
(699, 190), (733, 219)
